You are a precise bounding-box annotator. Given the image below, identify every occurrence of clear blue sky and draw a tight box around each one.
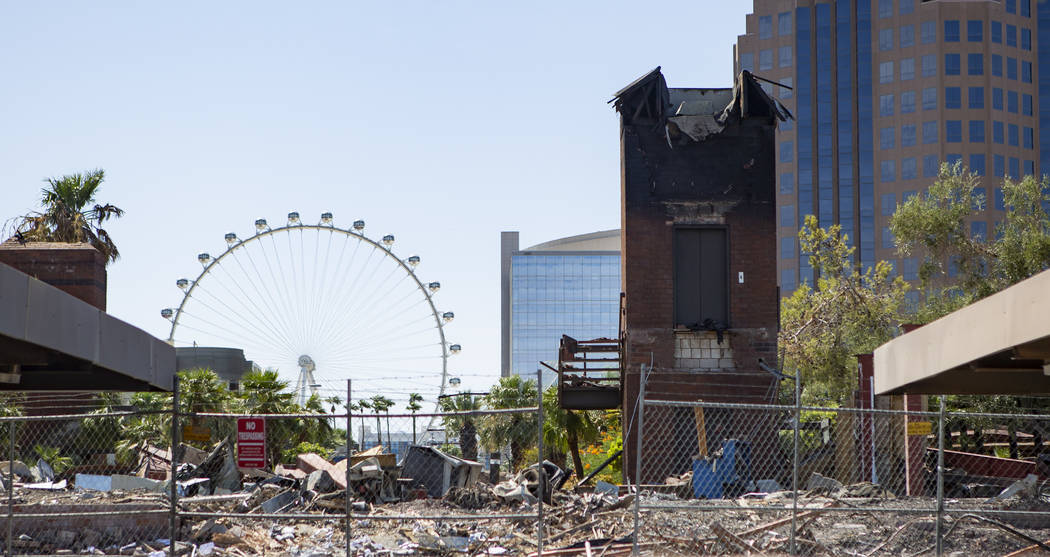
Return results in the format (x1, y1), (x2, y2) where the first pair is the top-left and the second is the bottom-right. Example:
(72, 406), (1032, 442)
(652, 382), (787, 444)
(0, 1), (751, 399)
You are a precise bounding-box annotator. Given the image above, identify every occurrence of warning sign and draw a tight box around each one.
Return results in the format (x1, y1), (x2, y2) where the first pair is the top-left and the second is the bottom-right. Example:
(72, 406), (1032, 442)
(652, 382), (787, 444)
(906, 421), (932, 436)
(237, 417), (266, 468)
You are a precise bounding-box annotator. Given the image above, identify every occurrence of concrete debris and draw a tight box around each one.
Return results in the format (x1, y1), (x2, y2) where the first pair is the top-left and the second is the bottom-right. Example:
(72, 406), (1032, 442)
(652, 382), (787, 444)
(400, 445), (482, 499)
(990, 473), (1040, 502)
(807, 471), (844, 492)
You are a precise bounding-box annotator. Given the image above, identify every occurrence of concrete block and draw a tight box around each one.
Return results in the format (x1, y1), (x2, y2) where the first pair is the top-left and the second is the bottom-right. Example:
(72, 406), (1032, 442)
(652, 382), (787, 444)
(698, 358), (719, 369)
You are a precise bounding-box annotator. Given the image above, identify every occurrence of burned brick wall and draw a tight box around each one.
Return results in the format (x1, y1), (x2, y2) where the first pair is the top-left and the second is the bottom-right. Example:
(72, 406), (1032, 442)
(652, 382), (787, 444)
(615, 69), (784, 483)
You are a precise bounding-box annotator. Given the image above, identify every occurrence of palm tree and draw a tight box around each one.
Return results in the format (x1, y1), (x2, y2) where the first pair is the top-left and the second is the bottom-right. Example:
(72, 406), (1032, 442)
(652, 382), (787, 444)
(370, 395), (395, 450)
(542, 386), (600, 480)
(439, 393), (482, 461)
(236, 369), (296, 465)
(406, 393), (424, 445)
(482, 375), (539, 470)
(17, 169), (124, 264)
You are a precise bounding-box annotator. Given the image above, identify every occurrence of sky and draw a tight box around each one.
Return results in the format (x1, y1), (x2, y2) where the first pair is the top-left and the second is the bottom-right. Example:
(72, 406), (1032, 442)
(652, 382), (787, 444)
(0, 1), (751, 404)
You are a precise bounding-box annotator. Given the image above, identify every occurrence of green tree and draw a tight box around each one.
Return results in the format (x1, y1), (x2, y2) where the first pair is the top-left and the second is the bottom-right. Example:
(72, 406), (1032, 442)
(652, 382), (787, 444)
(178, 368), (233, 447)
(541, 386), (600, 480)
(482, 375), (539, 470)
(891, 163), (1050, 321)
(406, 393), (423, 445)
(16, 169), (124, 263)
(780, 215), (911, 404)
(369, 395), (394, 449)
(438, 393), (482, 461)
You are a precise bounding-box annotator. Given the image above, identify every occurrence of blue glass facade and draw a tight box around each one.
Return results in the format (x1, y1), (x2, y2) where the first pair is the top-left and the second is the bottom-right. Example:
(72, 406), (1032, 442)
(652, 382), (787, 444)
(509, 253), (620, 382)
(796, 6), (813, 279)
(1039, 0), (1050, 177)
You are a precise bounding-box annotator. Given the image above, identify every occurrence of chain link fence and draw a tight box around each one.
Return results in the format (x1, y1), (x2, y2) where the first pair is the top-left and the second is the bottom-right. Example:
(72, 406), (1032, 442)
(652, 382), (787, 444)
(634, 394), (1050, 556)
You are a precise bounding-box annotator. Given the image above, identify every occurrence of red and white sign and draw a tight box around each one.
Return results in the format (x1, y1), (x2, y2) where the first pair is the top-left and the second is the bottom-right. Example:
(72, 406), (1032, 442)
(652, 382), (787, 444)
(237, 417), (266, 469)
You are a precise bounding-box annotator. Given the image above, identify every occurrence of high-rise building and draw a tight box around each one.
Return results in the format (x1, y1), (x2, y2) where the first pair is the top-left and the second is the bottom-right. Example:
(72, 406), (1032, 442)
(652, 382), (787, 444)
(500, 230), (620, 384)
(735, 0), (1044, 292)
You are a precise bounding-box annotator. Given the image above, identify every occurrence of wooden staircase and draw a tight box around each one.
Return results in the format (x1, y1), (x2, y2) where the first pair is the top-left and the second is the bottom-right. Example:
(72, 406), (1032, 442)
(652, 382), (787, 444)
(556, 335), (623, 410)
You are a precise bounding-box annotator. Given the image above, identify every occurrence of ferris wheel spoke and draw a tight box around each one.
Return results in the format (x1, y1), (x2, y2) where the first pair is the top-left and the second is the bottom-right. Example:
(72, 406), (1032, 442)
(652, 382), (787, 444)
(172, 312), (292, 360)
(331, 261), (407, 342)
(311, 244), (383, 346)
(181, 281), (296, 355)
(269, 232), (308, 349)
(235, 244), (303, 352)
(304, 228), (335, 349)
(332, 306), (436, 356)
(317, 273), (421, 349)
(219, 248), (302, 352)
(205, 257), (301, 353)
(253, 232), (306, 350)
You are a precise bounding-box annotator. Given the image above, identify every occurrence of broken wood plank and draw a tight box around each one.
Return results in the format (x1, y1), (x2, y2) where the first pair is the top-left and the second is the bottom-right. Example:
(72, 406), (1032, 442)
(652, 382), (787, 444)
(710, 522), (765, 555)
(694, 404), (708, 457)
(1002, 539), (1050, 557)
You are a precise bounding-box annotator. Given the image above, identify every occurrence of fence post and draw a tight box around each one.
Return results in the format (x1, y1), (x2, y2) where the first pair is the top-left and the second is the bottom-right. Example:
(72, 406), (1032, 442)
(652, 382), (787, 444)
(632, 364), (646, 557)
(7, 421), (15, 557)
(170, 373), (180, 557)
(536, 369), (545, 555)
(789, 374), (800, 555)
(346, 379), (353, 556)
(936, 395), (946, 557)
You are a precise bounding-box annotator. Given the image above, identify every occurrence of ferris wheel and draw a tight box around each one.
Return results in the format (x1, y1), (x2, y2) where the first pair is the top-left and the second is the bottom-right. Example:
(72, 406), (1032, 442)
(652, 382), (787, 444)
(160, 212), (460, 408)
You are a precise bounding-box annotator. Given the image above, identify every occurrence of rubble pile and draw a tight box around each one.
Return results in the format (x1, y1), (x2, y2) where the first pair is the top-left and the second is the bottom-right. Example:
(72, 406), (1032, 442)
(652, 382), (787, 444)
(0, 440), (1047, 556)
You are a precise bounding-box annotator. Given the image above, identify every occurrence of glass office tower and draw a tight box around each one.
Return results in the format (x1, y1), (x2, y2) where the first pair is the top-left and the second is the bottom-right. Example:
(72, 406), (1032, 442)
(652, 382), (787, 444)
(500, 230), (620, 385)
(737, 0), (1045, 293)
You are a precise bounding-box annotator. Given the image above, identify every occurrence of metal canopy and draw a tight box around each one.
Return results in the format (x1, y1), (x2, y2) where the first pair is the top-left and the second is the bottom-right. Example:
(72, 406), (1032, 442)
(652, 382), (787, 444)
(0, 262), (173, 391)
(874, 268), (1050, 395)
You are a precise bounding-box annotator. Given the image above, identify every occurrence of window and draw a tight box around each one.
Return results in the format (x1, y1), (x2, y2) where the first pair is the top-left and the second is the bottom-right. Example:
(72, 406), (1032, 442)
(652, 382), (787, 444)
(740, 52), (754, 73)
(969, 120), (985, 143)
(780, 205), (795, 227)
(1023, 94), (1033, 115)
(880, 127), (896, 149)
(901, 24), (915, 47)
(993, 88), (1004, 110)
(1022, 61), (1032, 83)
(1010, 156), (1020, 178)
(1007, 57), (1018, 80)
(1022, 28), (1031, 50)
(1007, 24), (1017, 47)
(992, 54), (1003, 76)
(902, 157), (917, 180)
(879, 0), (893, 18)
(759, 15), (773, 39)
(968, 53), (983, 75)
(924, 155), (939, 177)
(1009, 123), (1019, 146)
(945, 53), (961, 75)
(995, 188), (1005, 210)
(902, 258), (919, 280)
(781, 268), (797, 293)
(900, 0), (914, 14)
(922, 87), (937, 110)
(944, 20), (960, 42)
(921, 21), (936, 44)
(994, 121), (1005, 144)
(780, 77), (793, 99)
(781, 237), (794, 260)
(1024, 160), (1035, 176)
(968, 20), (983, 42)
(945, 87), (961, 109)
(780, 172), (795, 194)
(946, 120), (963, 143)
(992, 21), (1002, 44)
(1007, 0), (1017, 14)
(923, 120), (938, 143)
(995, 154), (1005, 177)
(901, 91), (916, 113)
(881, 193), (897, 215)
(780, 140), (794, 162)
(1008, 90), (1018, 113)
(779, 12), (792, 35)
(900, 58), (915, 80)
(971, 154), (986, 176)
(969, 87), (984, 109)
(881, 227), (895, 249)
(881, 159), (896, 182)
(902, 124), (917, 146)
(879, 28), (894, 51)
(922, 54), (937, 77)
(948, 153), (963, 167)
(880, 61), (894, 83)
(880, 94), (895, 116)
(971, 221), (987, 242)
(779, 46), (793, 68)
(1024, 126), (1034, 149)
(759, 49), (773, 70)
(674, 228), (728, 327)
(1021, 0), (1030, 17)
